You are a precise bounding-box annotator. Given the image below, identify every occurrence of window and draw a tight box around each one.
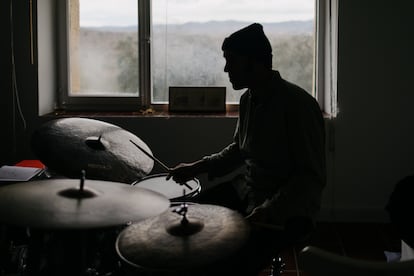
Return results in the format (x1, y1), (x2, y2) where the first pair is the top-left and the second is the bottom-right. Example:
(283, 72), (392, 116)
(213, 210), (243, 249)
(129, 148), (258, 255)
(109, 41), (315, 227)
(152, 0), (316, 104)
(55, 0), (336, 114)
(57, 0), (148, 110)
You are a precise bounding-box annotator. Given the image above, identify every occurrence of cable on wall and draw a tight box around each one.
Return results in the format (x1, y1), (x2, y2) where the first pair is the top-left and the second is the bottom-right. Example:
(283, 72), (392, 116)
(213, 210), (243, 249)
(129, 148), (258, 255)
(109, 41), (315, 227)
(29, 0), (34, 65)
(10, 0), (27, 131)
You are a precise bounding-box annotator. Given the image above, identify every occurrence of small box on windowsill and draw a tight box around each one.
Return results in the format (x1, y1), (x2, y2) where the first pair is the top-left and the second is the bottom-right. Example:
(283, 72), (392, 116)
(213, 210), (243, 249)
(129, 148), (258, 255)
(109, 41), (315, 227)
(169, 86), (226, 113)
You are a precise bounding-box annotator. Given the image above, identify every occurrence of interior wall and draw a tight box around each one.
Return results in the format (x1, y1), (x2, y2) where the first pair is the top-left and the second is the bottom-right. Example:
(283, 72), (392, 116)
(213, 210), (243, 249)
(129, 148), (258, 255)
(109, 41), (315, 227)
(330, 0), (414, 221)
(0, 0), (13, 165)
(1, 0), (39, 166)
(1, 0), (413, 222)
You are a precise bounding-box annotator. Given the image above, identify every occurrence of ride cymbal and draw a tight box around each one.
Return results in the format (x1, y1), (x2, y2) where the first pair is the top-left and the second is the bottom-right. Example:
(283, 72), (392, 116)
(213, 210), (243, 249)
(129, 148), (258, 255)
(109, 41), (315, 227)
(31, 117), (154, 183)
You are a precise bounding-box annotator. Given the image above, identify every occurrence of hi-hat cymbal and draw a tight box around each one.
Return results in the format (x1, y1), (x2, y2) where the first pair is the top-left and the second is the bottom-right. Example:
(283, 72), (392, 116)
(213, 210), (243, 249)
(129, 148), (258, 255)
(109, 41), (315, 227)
(116, 204), (250, 271)
(0, 179), (170, 229)
(31, 117), (154, 183)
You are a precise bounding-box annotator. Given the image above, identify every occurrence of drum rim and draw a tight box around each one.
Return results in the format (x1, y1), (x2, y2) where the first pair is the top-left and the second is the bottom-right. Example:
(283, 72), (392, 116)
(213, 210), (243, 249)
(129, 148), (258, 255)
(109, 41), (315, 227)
(131, 173), (201, 200)
(139, 173), (199, 183)
(131, 173), (200, 185)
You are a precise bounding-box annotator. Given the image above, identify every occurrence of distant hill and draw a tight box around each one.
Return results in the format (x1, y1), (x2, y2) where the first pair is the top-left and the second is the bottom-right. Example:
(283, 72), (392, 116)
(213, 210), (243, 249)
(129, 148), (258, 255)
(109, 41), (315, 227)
(172, 20), (314, 35)
(78, 19), (314, 99)
(84, 20), (314, 35)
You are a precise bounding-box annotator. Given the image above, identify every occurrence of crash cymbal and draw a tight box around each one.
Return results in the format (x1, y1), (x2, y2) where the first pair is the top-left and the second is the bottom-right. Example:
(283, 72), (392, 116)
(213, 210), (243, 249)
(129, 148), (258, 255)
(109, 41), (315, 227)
(0, 179), (170, 229)
(116, 203), (250, 271)
(31, 117), (154, 183)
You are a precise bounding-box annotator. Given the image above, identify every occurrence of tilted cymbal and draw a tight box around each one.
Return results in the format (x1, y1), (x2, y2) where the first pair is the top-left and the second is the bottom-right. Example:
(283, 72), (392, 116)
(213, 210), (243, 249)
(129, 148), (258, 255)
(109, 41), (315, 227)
(0, 179), (170, 229)
(31, 117), (154, 183)
(116, 204), (250, 271)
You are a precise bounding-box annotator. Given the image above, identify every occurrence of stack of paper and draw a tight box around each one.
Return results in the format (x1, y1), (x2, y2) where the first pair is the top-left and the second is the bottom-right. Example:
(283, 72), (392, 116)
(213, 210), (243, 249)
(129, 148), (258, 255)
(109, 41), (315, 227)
(0, 165), (44, 182)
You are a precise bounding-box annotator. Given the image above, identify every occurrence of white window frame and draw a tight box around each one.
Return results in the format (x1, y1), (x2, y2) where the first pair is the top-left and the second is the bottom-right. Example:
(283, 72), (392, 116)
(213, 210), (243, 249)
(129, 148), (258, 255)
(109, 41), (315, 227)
(56, 0), (151, 111)
(315, 0), (338, 117)
(47, 0), (337, 115)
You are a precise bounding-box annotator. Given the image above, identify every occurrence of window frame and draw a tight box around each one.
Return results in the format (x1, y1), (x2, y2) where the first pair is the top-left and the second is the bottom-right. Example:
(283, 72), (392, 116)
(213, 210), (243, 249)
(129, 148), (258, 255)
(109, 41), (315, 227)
(57, 0), (151, 111)
(54, 0), (337, 115)
(315, 0), (338, 117)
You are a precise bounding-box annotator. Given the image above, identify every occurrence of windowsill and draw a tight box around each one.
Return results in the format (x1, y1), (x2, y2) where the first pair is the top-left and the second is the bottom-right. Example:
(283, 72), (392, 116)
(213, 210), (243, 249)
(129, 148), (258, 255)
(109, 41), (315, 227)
(42, 103), (240, 118)
(43, 109), (239, 119)
(42, 108), (332, 119)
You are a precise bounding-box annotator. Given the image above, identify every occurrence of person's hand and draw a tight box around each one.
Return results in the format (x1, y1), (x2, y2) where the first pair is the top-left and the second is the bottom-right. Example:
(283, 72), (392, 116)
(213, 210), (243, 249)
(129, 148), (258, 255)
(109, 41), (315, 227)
(166, 160), (207, 183)
(245, 204), (284, 231)
(245, 205), (267, 225)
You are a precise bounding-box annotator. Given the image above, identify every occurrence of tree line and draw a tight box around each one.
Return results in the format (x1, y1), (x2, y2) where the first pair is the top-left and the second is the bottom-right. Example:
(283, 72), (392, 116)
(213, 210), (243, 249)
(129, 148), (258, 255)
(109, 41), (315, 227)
(78, 21), (314, 102)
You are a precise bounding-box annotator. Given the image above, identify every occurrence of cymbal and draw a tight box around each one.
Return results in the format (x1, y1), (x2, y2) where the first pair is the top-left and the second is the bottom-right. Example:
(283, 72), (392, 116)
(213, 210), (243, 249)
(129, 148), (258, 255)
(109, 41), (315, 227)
(116, 204), (250, 271)
(0, 179), (170, 229)
(31, 117), (154, 183)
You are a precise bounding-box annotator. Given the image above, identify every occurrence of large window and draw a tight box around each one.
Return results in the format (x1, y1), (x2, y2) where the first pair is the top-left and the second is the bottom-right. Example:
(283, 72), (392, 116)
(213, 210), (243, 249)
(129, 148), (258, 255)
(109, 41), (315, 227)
(152, 0), (315, 104)
(56, 0), (336, 113)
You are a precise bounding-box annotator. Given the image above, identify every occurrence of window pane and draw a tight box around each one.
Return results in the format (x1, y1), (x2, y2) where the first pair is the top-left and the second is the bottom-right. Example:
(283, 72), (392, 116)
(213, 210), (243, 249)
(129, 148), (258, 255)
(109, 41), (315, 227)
(152, 0), (315, 104)
(69, 0), (139, 97)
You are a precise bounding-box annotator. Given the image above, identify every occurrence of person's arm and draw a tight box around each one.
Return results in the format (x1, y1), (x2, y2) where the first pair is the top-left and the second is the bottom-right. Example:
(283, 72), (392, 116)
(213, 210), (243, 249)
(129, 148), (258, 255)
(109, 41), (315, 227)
(202, 141), (244, 180)
(167, 141), (244, 183)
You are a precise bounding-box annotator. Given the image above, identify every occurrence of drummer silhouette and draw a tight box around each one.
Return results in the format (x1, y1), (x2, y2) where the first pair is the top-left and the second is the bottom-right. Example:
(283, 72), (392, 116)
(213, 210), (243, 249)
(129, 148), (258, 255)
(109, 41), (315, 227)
(167, 23), (326, 275)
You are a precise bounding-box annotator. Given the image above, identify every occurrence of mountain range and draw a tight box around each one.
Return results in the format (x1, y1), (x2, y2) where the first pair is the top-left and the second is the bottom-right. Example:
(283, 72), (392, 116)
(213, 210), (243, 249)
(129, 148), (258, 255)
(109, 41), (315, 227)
(83, 20), (314, 35)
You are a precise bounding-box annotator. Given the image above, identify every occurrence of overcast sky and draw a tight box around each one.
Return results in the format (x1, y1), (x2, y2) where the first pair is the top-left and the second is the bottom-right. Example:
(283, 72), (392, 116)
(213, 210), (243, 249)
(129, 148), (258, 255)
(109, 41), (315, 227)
(80, 0), (314, 26)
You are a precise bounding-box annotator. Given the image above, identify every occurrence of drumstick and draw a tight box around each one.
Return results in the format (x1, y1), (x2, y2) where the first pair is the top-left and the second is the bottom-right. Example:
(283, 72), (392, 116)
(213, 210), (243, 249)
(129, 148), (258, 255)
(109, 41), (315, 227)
(130, 139), (170, 171)
(129, 139), (192, 190)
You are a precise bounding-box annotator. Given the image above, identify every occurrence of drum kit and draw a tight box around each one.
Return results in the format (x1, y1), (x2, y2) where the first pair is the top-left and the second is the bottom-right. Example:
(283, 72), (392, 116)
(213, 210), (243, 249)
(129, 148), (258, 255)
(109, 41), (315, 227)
(0, 118), (250, 276)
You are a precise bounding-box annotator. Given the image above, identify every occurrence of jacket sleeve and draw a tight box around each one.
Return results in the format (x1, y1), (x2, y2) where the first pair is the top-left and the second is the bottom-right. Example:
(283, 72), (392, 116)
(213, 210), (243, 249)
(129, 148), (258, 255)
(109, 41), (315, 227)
(202, 121), (245, 179)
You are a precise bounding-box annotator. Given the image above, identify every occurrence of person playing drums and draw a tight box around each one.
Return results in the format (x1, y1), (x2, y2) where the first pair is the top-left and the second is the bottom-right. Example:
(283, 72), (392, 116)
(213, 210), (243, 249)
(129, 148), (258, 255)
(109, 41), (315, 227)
(167, 23), (326, 275)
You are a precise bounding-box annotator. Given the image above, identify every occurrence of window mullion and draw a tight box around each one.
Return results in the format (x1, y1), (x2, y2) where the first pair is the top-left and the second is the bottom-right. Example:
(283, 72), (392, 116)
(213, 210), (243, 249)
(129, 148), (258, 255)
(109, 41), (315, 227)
(139, 0), (151, 107)
(316, 0), (338, 117)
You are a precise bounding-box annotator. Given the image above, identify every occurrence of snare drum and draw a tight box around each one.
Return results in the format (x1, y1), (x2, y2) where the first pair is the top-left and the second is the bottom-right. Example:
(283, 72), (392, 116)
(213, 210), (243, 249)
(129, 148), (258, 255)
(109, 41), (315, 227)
(132, 173), (201, 202)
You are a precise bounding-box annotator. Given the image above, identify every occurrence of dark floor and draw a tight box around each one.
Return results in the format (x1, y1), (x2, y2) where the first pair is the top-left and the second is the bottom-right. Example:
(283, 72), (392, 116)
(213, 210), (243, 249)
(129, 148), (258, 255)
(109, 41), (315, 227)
(0, 222), (402, 276)
(257, 222), (401, 276)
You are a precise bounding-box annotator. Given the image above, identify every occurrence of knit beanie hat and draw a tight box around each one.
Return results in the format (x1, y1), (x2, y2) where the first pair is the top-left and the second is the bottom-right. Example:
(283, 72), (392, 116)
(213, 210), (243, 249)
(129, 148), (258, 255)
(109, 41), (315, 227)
(222, 23), (272, 66)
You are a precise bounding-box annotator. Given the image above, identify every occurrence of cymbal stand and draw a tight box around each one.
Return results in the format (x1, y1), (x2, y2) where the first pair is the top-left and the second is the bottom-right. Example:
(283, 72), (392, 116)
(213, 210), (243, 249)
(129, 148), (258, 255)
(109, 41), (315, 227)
(24, 172), (120, 276)
(173, 202), (189, 225)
